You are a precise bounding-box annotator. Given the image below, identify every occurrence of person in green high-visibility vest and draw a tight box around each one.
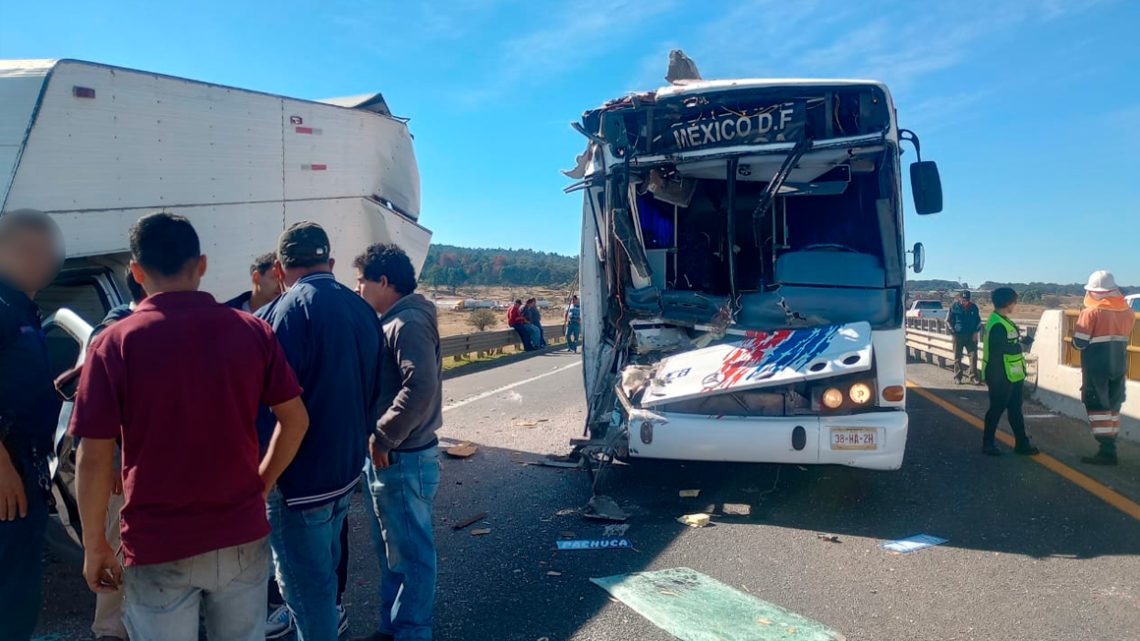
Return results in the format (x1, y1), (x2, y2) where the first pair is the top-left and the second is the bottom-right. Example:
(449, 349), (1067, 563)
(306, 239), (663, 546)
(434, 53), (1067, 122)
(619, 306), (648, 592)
(981, 287), (1041, 456)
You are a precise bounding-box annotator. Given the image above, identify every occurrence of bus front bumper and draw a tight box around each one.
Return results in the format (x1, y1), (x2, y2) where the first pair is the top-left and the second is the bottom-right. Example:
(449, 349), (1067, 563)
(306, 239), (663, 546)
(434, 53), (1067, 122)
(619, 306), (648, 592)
(626, 409), (907, 471)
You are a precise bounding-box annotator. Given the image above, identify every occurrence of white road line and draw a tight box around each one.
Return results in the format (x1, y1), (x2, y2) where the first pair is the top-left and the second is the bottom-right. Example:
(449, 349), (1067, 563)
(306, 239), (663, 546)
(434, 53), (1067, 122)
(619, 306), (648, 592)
(442, 361), (583, 413)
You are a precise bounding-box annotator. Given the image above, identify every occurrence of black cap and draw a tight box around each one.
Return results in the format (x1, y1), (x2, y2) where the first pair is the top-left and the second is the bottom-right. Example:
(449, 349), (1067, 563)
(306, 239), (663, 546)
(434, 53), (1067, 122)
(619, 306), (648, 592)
(960, 290), (971, 300)
(278, 221), (330, 266)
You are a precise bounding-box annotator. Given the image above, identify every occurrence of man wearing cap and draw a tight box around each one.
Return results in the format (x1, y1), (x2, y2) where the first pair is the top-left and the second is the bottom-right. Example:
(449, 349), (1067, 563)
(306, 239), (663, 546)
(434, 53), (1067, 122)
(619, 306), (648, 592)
(947, 290), (982, 385)
(0, 209), (64, 640)
(1072, 270), (1136, 466)
(257, 222), (383, 640)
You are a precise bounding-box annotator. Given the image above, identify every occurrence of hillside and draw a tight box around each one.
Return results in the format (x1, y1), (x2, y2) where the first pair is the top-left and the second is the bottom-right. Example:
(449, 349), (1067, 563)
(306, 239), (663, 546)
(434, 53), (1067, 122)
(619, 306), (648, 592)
(419, 244), (577, 289)
(909, 279), (1139, 297)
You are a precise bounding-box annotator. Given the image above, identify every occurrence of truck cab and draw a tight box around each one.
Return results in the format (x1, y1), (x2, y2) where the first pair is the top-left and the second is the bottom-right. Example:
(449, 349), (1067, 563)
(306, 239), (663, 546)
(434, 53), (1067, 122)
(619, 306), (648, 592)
(36, 267), (123, 561)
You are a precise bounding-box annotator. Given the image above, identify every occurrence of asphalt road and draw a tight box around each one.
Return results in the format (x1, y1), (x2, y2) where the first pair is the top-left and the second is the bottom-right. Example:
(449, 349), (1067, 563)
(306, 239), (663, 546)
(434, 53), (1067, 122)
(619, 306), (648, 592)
(33, 351), (1140, 641)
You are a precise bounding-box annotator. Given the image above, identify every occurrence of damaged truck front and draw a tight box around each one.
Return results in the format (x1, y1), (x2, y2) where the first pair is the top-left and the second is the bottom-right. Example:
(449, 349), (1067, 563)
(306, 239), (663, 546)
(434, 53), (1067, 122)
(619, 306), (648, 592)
(566, 78), (942, 471)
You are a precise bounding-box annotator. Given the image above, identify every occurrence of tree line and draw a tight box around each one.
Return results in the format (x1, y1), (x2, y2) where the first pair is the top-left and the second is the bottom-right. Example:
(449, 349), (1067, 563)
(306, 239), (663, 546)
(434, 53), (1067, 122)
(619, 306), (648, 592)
(908, 280), (1138, 303)
(419, 244), (578, 289)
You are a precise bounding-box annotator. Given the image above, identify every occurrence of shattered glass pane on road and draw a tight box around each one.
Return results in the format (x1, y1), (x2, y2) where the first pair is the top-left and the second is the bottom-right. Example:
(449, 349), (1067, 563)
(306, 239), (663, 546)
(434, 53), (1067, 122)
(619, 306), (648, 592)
(591, 567), (846, 641)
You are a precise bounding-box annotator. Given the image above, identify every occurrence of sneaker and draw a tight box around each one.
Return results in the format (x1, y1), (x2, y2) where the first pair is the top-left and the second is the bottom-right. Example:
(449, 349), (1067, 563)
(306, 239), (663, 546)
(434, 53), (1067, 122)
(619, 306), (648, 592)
(1081, 452), (1119, 466)
(266, 604), (295, 640)
(982, 443), (1003, 456)
(337, 604), (349, 637)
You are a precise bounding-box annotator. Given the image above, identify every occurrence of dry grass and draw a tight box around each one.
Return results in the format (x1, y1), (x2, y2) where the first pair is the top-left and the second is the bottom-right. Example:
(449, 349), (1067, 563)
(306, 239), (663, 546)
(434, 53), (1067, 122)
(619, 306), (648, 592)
(429, 286), (575, 337)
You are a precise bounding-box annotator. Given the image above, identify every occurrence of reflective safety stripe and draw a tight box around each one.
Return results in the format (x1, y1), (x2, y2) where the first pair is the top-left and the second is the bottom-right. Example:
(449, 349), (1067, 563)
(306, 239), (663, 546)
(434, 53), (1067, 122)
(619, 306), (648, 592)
(1073, 332), (1093, 342)
(1088, 413), (1115, 422)
(1089, 335), (1130, 343)
(1092, 427), (1120, 435)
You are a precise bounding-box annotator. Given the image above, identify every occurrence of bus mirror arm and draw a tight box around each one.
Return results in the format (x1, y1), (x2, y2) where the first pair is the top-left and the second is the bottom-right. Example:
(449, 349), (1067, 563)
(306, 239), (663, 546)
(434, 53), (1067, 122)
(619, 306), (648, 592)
(900, 129), (943, 216)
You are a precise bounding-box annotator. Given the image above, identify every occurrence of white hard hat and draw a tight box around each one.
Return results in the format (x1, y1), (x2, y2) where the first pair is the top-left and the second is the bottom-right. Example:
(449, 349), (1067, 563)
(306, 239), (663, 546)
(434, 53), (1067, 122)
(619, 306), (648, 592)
(1084, 270), (1118, 293)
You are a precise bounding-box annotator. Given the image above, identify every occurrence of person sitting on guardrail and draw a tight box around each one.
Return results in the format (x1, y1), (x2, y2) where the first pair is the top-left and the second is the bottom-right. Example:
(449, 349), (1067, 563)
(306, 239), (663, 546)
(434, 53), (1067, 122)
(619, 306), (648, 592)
(947, 290), (982, 385)
(980, 287), (1040, 457)
(524, 298), (547, 348)
(507, 299), (538, 351)
(1073, 270), (1136, 466)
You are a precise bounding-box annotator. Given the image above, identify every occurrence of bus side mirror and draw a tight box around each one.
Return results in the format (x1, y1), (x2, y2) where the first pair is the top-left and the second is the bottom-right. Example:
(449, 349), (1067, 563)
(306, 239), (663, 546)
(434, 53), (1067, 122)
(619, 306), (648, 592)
(911, 161), (943, 215)
(909, 242), (926, 273)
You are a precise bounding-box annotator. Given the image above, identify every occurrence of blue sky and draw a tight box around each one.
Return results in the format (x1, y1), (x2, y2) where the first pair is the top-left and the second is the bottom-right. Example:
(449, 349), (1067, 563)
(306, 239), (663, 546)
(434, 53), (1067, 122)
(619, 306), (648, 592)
(2, 0), (1136, 286)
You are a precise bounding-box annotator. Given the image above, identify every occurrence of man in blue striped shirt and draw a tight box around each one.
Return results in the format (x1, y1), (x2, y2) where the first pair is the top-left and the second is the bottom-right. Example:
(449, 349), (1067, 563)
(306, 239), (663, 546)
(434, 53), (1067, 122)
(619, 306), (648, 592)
(257, 222), (383, 641)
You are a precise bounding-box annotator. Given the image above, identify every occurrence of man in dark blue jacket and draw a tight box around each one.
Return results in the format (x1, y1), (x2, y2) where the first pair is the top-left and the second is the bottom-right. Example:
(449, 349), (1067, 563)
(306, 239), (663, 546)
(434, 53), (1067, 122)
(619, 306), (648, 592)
(947, 290), (982, 384)
(0, 209), (64, 641)
(257, 222), (383, 641)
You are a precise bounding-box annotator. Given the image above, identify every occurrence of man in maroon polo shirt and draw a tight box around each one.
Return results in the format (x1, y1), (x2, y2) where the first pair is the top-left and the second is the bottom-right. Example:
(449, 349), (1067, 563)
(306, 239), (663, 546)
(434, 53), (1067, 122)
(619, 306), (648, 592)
(70, 213), (310, 641)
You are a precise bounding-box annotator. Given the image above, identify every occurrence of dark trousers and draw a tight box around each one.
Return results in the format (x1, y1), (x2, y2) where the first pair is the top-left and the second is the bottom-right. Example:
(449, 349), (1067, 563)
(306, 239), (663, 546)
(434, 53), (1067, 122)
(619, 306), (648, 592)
(952, 333), (978, 381)
(0, 468), (48, 641)
(512, 324), (535, 351)
(269, 511), (349, 607)
(984, 378), (1029, 446)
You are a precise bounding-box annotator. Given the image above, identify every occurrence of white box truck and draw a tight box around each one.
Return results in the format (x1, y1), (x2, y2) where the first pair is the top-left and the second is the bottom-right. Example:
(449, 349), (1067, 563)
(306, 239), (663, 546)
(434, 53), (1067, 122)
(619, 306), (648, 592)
(566, 61), (942, 472)
(0, 58), (431, 554)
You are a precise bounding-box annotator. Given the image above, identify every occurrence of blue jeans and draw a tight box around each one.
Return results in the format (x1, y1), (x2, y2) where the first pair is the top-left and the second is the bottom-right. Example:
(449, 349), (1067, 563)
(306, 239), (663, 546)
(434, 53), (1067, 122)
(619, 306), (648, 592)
(363, 446), (440, 640)
(0, 470), (48, 641)
(122, 537), (269, 641)
(267, 488), (352, 641)
(566, 321), (581, 352)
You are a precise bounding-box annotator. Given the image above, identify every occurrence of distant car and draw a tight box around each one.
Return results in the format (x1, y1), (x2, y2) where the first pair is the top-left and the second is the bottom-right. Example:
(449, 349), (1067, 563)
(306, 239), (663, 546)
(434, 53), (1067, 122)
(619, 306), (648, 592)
(1127, 294), (1140, 313)
(906, 300), (948, 320)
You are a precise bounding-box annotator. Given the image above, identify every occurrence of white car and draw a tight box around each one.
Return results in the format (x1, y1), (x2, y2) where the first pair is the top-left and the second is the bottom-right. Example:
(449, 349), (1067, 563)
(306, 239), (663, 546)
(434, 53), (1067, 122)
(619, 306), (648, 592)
(906, 300), (949, 320)
(1127, 294), (1140, 313)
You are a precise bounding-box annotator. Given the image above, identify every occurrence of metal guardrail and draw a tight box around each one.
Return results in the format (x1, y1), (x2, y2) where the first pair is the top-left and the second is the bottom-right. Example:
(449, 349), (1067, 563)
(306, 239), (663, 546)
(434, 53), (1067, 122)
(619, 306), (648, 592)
(1062, 309), (1140, 381)
(441, 325), (565, 359)
(904, 317), (1037, 378)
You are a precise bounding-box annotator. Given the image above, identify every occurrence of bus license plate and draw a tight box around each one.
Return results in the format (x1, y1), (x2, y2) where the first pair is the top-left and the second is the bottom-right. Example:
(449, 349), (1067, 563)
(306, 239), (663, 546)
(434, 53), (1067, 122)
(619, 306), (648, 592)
(830, 428), (877, 450)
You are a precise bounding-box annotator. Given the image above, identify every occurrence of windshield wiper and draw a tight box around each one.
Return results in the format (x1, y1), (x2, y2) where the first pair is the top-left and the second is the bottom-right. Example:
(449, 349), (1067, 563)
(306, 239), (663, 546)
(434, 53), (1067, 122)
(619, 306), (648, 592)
(750, 136), (813, 248)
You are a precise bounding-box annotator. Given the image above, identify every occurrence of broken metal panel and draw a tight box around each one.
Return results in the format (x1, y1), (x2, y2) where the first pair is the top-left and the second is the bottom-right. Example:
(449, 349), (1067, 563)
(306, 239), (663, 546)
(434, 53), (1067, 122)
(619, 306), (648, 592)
(641, 321), (874, 407)
(612, 205), (653, 284)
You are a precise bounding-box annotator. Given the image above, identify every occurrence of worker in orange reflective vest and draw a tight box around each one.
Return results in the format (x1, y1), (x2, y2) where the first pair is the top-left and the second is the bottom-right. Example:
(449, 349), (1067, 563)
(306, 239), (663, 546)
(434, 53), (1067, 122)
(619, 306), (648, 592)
(1072, 270), (1136, 466)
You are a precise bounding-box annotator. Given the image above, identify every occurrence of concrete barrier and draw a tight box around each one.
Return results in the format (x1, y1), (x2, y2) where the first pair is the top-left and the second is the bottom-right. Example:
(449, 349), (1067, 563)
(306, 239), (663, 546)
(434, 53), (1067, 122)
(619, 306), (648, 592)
(1031, 310), (1139, 442)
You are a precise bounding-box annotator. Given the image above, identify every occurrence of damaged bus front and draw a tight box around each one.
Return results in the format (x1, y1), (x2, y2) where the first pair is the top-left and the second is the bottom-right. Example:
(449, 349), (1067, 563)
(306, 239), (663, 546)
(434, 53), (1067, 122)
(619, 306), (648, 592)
(566, 77), (942, 471)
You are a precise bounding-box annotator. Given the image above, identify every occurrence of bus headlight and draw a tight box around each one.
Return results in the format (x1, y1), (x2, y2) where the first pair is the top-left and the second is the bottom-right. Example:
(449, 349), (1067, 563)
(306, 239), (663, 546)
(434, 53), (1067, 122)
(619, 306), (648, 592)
(822, 388), (844, 409)
(849, 383), (873, 405)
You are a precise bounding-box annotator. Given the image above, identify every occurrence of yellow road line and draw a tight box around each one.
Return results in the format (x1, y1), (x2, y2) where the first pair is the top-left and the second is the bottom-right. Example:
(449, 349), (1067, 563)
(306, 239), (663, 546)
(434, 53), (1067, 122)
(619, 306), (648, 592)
(906, 380), (1140, 523)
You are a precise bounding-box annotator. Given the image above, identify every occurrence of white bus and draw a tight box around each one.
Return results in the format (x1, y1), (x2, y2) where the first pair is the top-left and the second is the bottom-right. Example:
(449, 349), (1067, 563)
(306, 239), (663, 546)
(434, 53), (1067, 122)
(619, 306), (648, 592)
(567, 76), (941, 471)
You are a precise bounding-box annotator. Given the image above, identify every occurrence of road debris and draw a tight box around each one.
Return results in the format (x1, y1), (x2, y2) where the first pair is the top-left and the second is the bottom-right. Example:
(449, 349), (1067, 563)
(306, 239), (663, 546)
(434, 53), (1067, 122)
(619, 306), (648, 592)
(514, 420), (539, 427)
(470, 529), (492, 536)
(452, 511), (488, 531)
(677, 513), (711, 528)
(555, 508), (577, 517)
(584, 495), (629, 522)
(557, 537), (634, 550)
(560, 531), (576, 538)
(445, 442), (478, 458)
(546, 571), (563, 577)
(533, 460), (580, 469)
(880, 533), (947, 553)
(816, 533), (841, 543)
(679, 489), (701, 498)
(757, 618), (772, 625)
(603, 523), (630, 538)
